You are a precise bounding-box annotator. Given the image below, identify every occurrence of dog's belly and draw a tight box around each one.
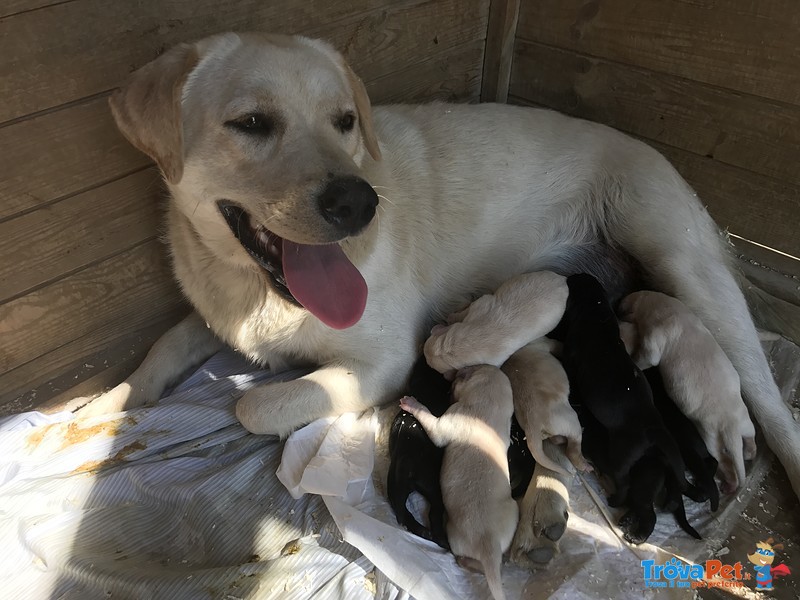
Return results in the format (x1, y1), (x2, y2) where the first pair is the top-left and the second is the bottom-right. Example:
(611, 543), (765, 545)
(365, 103), (642, 317)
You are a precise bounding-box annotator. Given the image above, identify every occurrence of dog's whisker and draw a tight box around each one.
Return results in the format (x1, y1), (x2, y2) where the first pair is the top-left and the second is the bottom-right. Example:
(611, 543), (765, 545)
(376, 194), (395, 206)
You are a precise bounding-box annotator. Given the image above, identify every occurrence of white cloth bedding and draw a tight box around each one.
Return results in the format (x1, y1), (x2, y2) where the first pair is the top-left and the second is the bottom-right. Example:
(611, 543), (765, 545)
(1, 336), (796, 600)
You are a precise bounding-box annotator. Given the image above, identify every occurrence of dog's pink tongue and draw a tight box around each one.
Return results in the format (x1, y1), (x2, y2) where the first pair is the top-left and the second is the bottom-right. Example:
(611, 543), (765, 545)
(282, 240), (367, 329)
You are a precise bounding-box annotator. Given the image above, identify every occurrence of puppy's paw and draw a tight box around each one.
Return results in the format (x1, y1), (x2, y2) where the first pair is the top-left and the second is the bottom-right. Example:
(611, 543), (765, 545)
(399, 396), (423, 414)
(510, 518), (558, 567)
(619, 509), (656, 545)
(531, 489), (569, 542)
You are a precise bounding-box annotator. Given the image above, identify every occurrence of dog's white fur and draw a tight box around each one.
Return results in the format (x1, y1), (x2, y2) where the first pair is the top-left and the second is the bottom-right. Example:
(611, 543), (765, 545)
(618, 291), (757, 493)
(399, 365), (518, 600)
(75, 32), (800, 502)
(501, 339), (586, 475)
(423, 271), (568, 377)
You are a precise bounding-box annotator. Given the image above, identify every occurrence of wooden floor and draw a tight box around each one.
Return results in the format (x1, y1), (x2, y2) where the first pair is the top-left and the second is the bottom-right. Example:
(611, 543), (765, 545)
(699, 460), (800, 600)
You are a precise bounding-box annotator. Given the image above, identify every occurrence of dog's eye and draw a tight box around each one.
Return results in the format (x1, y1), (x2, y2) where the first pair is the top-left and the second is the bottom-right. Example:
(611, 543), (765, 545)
(226, 113), (275, 136)
(335, 112), (356, 133)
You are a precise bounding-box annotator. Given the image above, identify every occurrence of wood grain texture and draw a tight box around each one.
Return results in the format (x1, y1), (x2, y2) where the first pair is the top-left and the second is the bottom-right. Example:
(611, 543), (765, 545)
(0, 95), (151, 220)
(510, 40), (800, 185)
(516, 0), (800, 106)
(653, 141), (800, 259)
(0, 168), (164, 302)
(0, 239), (183, 375)
(0, 310), (187, 416)
(0, 0), (75, 19)
(0, 0), (489, 124)
(480, 0), (520, 102)
(367, 40), (484, 104)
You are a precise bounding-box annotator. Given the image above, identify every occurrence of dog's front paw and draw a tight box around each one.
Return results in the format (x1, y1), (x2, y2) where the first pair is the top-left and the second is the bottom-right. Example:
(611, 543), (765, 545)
(236, 380), (319, 437)
(73, 382), (144, 418)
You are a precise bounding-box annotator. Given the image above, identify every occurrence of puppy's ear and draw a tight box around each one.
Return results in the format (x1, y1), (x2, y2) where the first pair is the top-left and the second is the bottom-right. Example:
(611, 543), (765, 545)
(109, 43), (200, 184)
(343, 64), (381, 162)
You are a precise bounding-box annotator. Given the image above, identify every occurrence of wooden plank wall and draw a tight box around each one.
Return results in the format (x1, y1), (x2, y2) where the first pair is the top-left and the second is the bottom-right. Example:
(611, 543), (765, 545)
(0, 0), (491, 414)
(508, 0), (800, 294)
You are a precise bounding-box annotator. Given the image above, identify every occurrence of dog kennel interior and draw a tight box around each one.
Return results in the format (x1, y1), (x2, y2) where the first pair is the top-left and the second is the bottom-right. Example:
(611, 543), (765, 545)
(1, 1), (798, 598)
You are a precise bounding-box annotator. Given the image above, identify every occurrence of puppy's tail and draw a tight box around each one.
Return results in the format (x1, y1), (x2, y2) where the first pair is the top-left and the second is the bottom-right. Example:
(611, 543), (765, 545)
(664, 470), (702, 540)
(530, 437), (572, 476)
(457, 536), (508, 600)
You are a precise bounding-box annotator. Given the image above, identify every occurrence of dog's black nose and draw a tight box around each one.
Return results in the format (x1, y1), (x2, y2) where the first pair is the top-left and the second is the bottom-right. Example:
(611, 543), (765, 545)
(317, 176), (378, 234)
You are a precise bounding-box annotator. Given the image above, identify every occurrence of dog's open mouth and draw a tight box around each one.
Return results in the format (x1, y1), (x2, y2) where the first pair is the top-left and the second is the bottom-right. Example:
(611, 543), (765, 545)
(217, 201), (368, 329)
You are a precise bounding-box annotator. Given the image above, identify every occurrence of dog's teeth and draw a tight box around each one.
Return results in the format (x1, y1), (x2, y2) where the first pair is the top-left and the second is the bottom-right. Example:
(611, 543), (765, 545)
(269, 244), (279, 256)
(257, 230), (270, 245)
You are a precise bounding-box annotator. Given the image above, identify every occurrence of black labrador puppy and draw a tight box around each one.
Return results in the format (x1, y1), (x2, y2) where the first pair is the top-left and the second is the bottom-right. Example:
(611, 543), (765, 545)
(387, 355), (451, 549)
(387, 356), (535, 549)
(556, 274), (699, 543)
(646, 367), (720, 512)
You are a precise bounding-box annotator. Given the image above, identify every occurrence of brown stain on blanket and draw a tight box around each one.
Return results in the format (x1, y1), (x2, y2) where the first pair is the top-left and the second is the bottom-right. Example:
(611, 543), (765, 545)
(72, 440), (147, 474)
(26, 415), (138, 451)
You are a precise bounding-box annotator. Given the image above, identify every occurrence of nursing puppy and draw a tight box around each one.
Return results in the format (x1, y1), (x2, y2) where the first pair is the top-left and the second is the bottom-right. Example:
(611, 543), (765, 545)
(400, 366), (517, 600)
(645, 367), (720, 512)
(619, 291), (757, 493)
(618, 453), (701, 544)
(557, 274), (688, 507)
(501, 338), (586, 475)
(78, 33), (800, 502)
(424, 271), (568, 377)
(574, 377), (701, 543)
(387, 356), (450, 549)
(388, 357), (534, 549)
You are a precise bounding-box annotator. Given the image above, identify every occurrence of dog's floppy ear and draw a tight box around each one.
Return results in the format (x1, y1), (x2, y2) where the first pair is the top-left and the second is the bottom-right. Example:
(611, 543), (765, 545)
(109, 43), (200, 183)
(343, 65), (381, 162)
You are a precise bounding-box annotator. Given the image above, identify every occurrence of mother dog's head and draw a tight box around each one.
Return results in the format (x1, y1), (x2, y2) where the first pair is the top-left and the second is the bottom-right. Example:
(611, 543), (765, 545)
(110, 33), (382, 329)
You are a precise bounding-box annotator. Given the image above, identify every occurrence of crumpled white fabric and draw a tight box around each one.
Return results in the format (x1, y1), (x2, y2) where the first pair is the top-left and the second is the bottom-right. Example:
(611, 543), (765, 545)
(0, 350), (401, 600)
(276, 336), (798, 600)
(0, 336), (795, 600)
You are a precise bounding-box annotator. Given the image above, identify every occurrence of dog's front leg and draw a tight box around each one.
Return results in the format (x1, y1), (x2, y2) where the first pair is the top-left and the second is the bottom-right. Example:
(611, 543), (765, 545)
(75, 312), (224, 417)
(236, 359), (405, 437)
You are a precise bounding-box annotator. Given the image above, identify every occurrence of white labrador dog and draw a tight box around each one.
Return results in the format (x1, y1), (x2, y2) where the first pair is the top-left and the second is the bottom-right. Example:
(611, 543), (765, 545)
(399, 365), (518, 600)
(76, 32), (800, 501)
(618, 290), (758, 493)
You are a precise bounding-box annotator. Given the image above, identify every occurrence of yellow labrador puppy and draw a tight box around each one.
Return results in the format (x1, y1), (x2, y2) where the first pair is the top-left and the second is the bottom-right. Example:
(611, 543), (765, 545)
(400, 365), (517, 600)
(423, 271), (568, 377)
(501, 339), (586, 475)
(75, 32), (800, 502)
(618, 291), (757, 493)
